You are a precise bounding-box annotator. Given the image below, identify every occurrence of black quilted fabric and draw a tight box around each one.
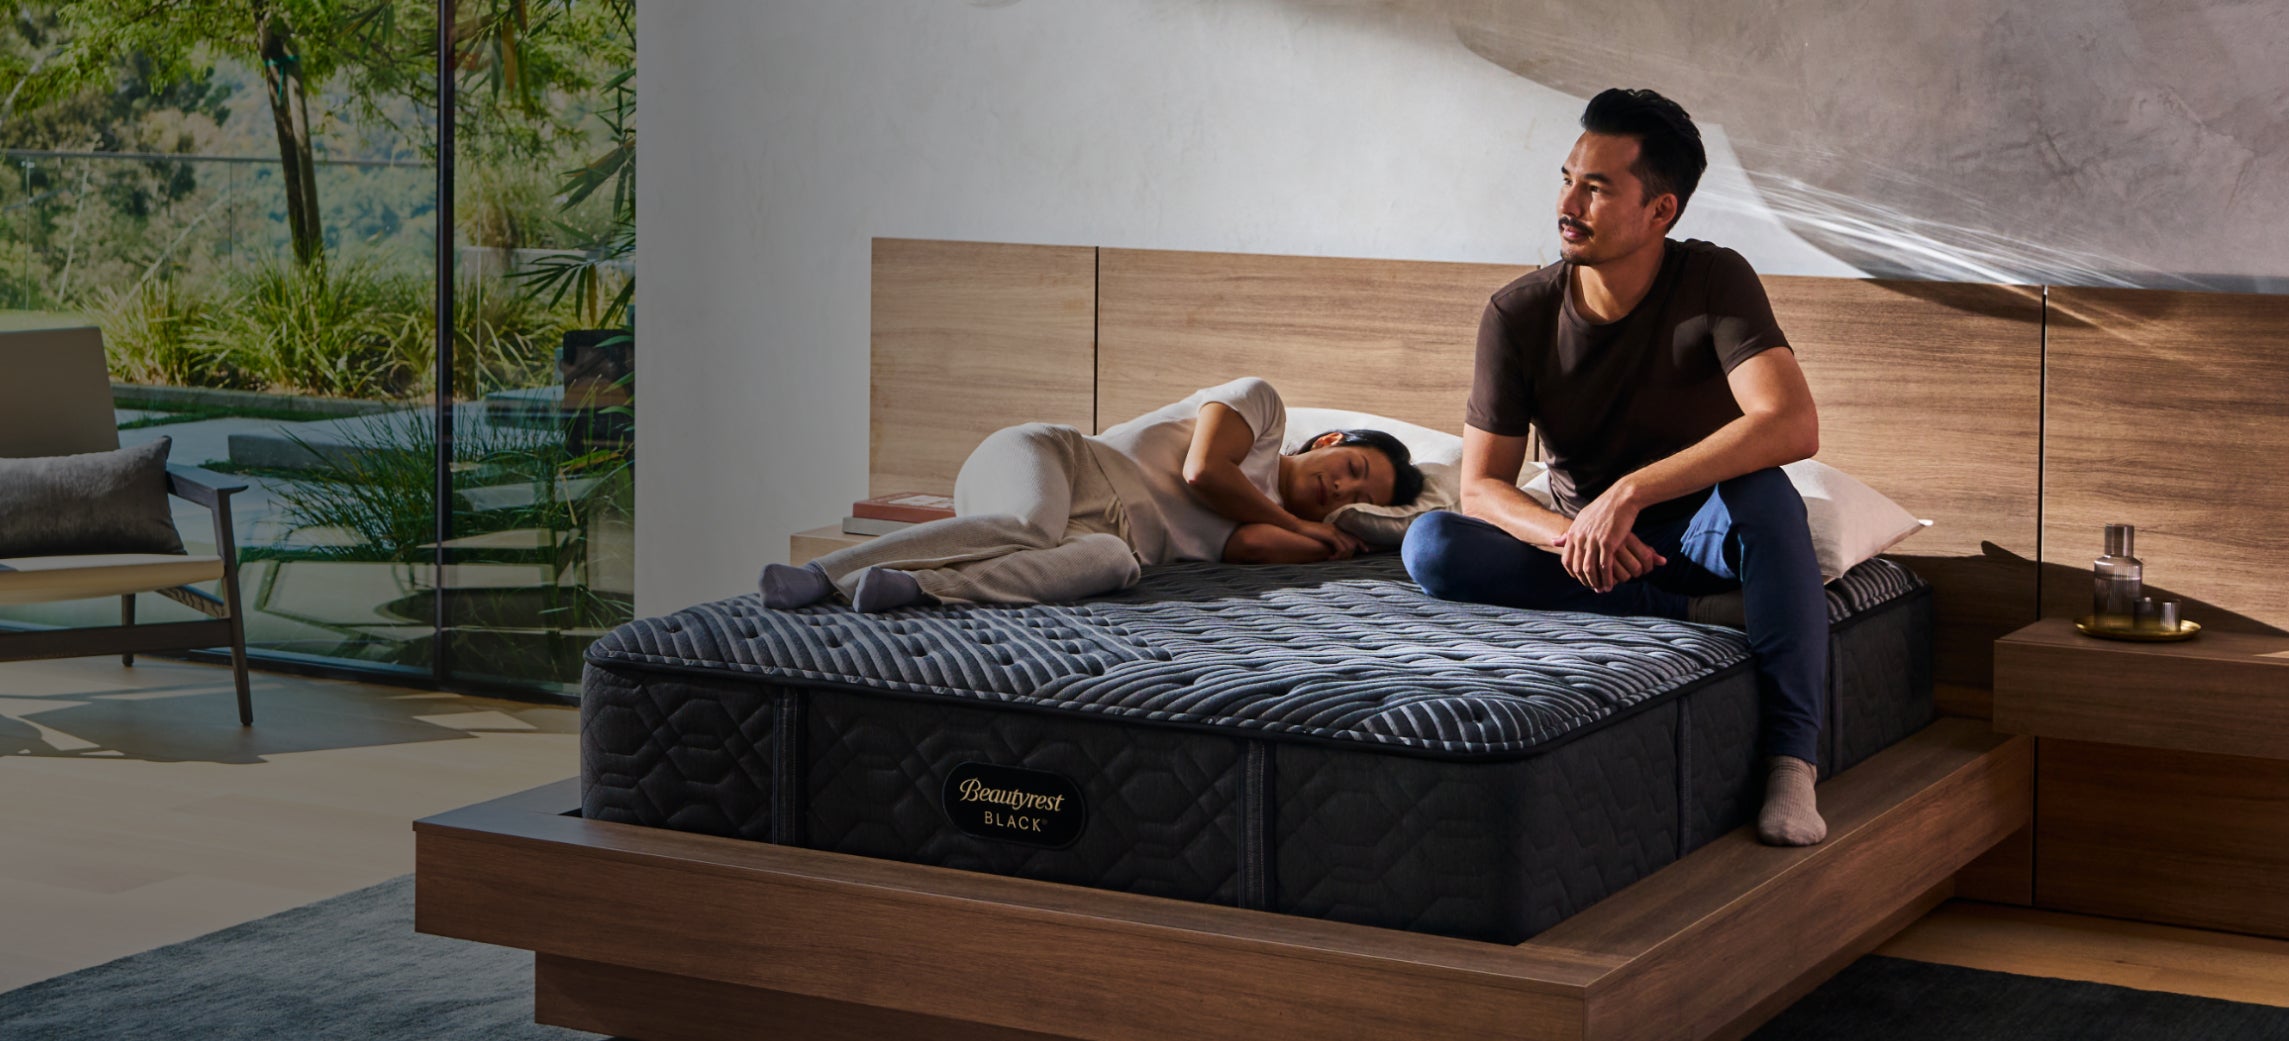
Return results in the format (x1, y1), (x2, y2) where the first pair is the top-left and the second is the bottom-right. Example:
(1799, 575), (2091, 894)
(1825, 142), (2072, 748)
(590, 557), (1922, 760)
(804, 689), (1245, 904)
(581, 556), (1932, 943)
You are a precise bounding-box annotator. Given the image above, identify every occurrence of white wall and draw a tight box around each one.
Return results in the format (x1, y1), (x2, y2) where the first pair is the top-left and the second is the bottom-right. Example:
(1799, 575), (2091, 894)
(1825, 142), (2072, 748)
(635, 0), (1858, 613)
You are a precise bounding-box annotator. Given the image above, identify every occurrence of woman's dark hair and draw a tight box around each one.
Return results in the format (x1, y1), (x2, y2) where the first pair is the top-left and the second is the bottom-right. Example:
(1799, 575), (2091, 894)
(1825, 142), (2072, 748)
(1293, 429), (1426, 507)
(1580, 88), (1707, 229)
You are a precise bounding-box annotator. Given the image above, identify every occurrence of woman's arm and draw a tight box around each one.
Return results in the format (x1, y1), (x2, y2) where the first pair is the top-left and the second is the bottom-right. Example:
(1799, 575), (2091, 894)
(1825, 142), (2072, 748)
(1184, 401), (1362, 557)
(1223, 523), (1349, 564)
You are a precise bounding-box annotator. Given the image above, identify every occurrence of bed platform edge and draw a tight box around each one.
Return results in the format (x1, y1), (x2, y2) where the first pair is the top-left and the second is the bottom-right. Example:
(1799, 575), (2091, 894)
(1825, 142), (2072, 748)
(413, 717), (2029, 1041)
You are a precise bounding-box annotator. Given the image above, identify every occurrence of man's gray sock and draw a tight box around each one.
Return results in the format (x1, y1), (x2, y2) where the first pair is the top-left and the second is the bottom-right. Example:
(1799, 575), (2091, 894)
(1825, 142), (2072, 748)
(1757, 755), (1828, 846)
(852, 567), (929, 613)
(759, 562), (832, 609)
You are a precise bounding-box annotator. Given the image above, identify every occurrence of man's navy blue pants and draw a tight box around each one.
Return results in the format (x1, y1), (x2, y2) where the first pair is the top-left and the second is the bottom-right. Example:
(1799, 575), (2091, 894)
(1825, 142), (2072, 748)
(1399, 467), (1826, 764)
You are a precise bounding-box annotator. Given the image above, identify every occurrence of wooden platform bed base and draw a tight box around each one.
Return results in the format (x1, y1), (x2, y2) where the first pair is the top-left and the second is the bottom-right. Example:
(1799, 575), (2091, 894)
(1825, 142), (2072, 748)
(414, 719), (2028, 1041)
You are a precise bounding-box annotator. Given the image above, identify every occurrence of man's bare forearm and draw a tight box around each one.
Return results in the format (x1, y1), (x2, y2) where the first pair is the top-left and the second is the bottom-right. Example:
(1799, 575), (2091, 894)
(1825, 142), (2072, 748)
(1460, 479), (1574, 548)
(1606, 410), (1816, 513)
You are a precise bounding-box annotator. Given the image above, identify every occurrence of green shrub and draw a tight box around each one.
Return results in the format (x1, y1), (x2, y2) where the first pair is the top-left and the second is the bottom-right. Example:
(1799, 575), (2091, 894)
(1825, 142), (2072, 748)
(194, 258), (429, 399)
(89, 277), (225, 388)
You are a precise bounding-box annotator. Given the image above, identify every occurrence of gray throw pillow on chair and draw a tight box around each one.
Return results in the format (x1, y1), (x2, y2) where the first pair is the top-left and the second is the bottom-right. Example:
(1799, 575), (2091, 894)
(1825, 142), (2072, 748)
(0, 437), (184, 558)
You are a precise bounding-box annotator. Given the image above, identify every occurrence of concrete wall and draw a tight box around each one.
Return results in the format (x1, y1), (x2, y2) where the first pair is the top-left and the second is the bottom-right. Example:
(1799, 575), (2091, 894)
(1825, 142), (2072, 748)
(634, 0), (2280, 613)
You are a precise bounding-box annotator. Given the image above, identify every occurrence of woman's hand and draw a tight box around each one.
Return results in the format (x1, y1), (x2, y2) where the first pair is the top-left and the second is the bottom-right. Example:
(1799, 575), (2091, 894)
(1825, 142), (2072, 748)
(1293, 520), (1365, 560)
(1224, 522), (1366, 564)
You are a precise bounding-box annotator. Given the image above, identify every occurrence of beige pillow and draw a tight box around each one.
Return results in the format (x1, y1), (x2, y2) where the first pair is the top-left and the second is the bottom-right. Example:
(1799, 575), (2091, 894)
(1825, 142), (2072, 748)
(1326, 462), (1457, 547)
(1519, 459), (1928, 581)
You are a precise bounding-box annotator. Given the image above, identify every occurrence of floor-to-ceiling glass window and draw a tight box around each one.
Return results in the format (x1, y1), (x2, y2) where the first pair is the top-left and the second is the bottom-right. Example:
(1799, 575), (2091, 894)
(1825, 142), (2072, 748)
(443, 0), (635, 692)
(0, 1), (632, 696)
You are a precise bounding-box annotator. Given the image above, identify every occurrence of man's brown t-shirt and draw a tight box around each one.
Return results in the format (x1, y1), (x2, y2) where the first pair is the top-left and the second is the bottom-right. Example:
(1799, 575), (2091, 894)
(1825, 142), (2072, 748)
(1466, 238), (1789, 526)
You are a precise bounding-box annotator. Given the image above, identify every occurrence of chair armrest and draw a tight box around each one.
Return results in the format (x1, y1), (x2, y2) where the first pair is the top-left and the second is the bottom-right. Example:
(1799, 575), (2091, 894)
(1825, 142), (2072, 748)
(167, 464), (249, 508)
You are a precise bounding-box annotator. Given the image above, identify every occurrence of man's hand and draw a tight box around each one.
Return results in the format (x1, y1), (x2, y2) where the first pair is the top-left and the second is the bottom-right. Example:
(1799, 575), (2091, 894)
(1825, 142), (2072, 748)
(1551, 490), (1664, 592)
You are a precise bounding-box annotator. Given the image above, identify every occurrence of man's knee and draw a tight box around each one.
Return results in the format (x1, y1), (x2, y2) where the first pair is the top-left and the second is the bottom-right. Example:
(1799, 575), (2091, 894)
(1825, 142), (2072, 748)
(1719, 467), (1809, 532)
(1402, 510), (1484, 599)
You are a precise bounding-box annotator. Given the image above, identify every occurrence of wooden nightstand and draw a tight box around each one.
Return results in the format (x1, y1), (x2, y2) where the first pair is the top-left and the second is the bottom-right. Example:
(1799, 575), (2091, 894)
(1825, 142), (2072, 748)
(1994, 618), (2289, 760)
(1993, 618), (2289, 938)
(790, 525), (872, 567)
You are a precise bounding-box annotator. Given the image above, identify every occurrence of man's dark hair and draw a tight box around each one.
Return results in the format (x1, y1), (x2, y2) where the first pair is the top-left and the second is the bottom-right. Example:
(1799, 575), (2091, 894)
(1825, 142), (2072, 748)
(1294, 429), (1426, 507)
(1580, 88), (1707, 229)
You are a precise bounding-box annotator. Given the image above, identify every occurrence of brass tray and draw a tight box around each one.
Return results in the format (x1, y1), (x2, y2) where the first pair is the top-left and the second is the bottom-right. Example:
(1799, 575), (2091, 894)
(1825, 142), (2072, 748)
(2074, 615), (2201, 642)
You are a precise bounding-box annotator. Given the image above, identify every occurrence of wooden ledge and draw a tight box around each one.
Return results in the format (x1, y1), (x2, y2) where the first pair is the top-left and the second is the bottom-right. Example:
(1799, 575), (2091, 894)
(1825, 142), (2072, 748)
(416, 718), (2029, 1041)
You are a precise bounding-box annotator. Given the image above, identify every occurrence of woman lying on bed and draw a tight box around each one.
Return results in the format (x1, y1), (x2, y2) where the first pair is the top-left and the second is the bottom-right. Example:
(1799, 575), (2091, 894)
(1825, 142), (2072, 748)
(762, 377), (1427, 612)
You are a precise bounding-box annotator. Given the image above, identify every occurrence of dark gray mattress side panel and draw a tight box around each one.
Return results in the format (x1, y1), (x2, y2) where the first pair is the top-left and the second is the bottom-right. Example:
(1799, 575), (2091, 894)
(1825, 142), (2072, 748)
(804, 689), (1247, 906)
(1273, 701), (1681, 942)
(1679, 670), (1764, 852)
(580, 665), (776, 842)
(1831, 588), (1937, 772)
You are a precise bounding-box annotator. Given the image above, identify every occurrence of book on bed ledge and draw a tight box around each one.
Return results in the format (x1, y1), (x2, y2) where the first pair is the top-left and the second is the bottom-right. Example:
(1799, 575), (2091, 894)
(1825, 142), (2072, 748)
(842, 516), (912, 536)
(852, 492), (954, 524)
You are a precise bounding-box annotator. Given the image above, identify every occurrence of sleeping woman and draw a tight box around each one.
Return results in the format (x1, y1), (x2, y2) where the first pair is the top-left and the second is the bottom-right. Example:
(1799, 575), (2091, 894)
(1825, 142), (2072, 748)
(762, 377), (1427, 612)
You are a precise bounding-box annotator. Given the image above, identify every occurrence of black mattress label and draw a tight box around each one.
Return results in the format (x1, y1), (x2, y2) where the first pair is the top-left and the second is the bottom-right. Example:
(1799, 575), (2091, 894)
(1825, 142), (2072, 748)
(942, 762), (1086, 848)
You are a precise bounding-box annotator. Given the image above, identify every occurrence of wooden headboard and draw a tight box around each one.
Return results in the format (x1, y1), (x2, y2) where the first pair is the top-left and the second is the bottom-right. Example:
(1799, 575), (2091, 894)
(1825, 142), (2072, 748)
(870, 237), (2289, 709)
(1093, 248), (1531, 436)
(1763, 278), (2044, 704)
(2042, 286), (2289, 639)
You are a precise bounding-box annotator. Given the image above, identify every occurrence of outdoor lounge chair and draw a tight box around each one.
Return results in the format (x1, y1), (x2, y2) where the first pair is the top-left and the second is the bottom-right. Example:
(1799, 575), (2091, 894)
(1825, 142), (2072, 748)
(0, 326), (254, 724)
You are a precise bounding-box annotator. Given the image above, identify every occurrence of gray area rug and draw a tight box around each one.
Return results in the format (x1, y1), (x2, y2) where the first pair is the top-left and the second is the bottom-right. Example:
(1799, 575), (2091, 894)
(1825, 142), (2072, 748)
(6, 876), (2287, 1040)
(0, 876), (599, 1041)
(1751, 955), (2289, 1040)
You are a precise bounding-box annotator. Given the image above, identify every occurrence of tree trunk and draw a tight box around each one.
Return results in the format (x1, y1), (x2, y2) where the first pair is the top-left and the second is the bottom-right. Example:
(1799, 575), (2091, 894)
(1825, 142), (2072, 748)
(255, 4), (324, 267)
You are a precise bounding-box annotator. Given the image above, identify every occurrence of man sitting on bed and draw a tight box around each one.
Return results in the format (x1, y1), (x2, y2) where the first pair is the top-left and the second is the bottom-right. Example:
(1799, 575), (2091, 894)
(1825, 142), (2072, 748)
(1400, 88), (1831, 847)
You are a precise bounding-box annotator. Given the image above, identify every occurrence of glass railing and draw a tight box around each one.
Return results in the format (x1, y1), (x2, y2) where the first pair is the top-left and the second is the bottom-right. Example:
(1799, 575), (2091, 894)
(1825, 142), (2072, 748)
(1, 143), (631, 694)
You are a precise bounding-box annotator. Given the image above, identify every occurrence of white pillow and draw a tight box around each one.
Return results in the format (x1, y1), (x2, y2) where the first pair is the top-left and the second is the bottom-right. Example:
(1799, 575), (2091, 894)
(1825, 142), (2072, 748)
(1283, 407), (1464, 547)
(1518, 459), (1928, 581)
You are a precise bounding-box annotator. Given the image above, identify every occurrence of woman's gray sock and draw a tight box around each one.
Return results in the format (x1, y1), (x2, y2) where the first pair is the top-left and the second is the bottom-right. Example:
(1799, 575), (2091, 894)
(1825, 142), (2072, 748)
(852, 567), (928, 613)
(759, 562), (832, 609)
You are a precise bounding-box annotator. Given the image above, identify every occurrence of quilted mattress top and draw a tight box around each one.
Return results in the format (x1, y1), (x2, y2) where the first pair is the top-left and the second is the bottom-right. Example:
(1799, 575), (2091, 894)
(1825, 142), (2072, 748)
(587, 557), (1923, 759)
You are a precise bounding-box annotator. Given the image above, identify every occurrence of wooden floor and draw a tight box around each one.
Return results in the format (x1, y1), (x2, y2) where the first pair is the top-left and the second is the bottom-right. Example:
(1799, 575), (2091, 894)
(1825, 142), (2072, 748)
(0, 655), (579, 993)
(5, 655), (2286, 1019)
(1878, 901), (2289, 1008)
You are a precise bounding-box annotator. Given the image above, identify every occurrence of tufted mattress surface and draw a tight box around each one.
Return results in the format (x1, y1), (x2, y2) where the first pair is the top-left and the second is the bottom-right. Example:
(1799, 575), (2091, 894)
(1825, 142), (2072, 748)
(582, 556), (1934, 942)
(588, 556), (1922, 760)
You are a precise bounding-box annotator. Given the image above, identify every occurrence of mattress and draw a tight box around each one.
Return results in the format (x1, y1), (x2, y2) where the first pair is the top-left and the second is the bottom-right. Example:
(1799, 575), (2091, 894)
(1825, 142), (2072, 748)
(581, 556), (1932, 943)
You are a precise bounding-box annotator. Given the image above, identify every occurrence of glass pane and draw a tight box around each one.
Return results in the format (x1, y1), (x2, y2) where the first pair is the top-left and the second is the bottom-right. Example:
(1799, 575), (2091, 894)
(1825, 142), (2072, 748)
(445, 0), (637, 691)
(0, 5), (438, 677)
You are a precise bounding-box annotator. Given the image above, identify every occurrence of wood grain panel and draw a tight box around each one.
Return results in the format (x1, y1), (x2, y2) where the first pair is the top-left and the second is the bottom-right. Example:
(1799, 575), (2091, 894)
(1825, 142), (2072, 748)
(1094, 248), (1530, 435)
(1952, 823), (2035, 906)
(2043, 286), (2289, 637)
(418, 722), (2026, 1041)
(537, 955), (1079, 1041)
(1763, 277), (2045, 696)
(1879, 901), (2289, 1008)
(790, 525), (870, 566)
(871, 239), (1097, 496)
(2037, 739), (2289, 938)
(1526, 719), (2031, 1041)
(417, 784), (1596, 1041)
(1994, 617), (2289, 760)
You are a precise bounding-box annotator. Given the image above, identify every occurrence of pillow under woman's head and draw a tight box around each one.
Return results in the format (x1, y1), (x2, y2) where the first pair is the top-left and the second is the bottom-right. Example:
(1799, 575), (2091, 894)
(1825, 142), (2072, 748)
(1281, 408), (1468, 547)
